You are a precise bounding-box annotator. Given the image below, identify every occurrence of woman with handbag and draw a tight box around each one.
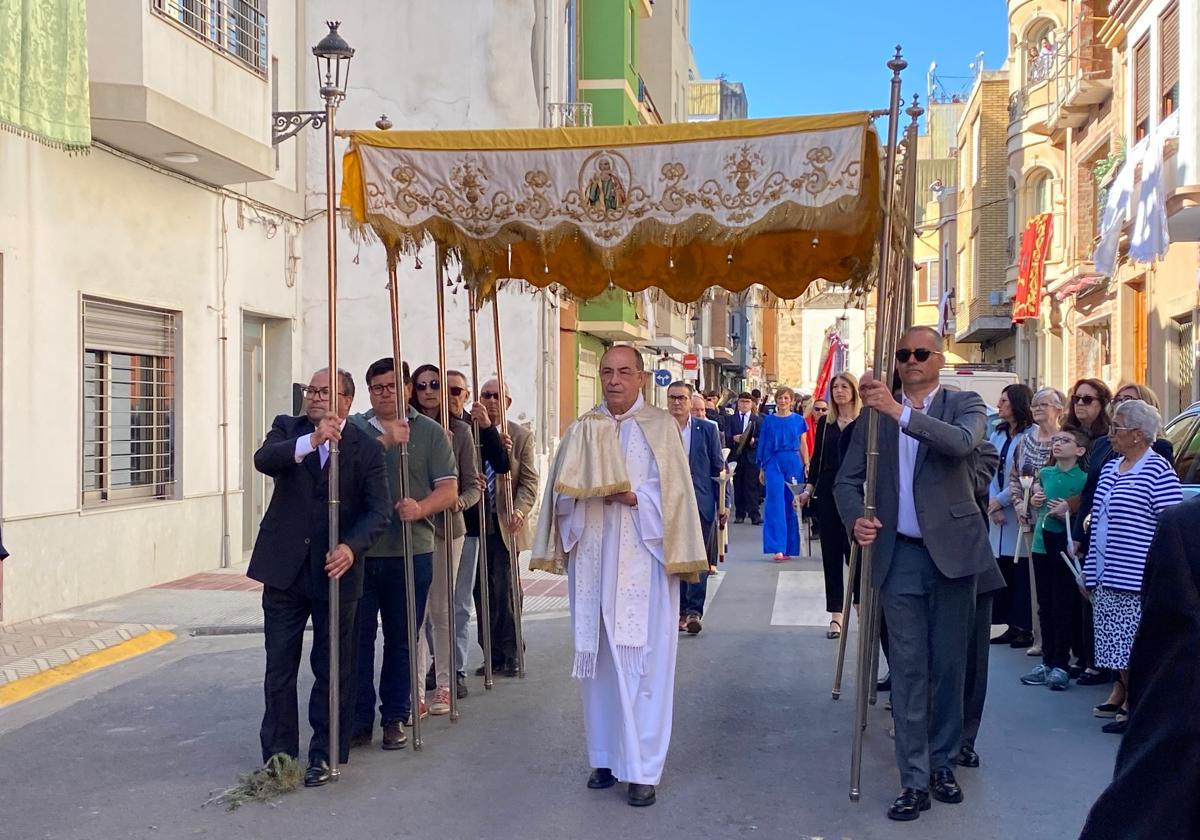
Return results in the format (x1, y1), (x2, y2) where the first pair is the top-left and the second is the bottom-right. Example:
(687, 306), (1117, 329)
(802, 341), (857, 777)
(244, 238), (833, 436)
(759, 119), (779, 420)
(799, 372), (860, 639)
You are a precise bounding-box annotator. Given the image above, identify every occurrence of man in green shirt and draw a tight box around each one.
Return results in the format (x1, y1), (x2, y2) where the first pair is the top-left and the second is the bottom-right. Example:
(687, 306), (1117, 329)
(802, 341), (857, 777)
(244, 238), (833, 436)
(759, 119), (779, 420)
(349, 358), (458, 750)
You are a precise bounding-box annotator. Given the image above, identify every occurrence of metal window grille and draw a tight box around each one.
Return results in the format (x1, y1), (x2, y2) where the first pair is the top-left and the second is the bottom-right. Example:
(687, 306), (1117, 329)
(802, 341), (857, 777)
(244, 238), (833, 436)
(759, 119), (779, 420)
(151, 0), (268, 77)
(1172, 316), (1195, 415)
(82, 299), (178, 506)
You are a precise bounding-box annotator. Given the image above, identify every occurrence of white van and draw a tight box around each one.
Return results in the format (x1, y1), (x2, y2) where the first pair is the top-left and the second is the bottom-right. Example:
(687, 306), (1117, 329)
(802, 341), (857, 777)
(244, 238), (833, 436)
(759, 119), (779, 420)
(938, 367), (1019, 413)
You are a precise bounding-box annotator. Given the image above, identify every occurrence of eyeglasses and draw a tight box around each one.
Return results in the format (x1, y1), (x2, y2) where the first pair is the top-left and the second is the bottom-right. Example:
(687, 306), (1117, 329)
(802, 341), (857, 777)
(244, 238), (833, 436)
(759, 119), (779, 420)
(480, 391), (500, 400)
(813, 406), (829, 413)
(894, 348), (942, 363)
(667, 394), (689, 401)
(368, 383), (398, 396)
(448, 386), (466, 397)
(1109, 424), (1135, 434)
(1071, 394), (1098, 406)
(1031, 401), (1058, 410)
(1050, 435), (1077, 445)
(414, 380), (440, 392)
(1112, 394), (1138, 404)
(301, 386), (347, 399)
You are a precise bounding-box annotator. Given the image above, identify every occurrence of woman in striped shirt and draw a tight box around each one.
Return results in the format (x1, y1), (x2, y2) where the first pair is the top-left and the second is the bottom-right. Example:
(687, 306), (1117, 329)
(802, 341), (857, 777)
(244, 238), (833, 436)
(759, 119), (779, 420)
(1084, 399), (1183, 734)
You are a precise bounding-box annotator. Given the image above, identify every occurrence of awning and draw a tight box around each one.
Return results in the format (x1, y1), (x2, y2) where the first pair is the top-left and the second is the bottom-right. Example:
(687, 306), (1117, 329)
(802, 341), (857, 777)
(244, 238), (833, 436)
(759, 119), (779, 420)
(340, 113), (882, 302)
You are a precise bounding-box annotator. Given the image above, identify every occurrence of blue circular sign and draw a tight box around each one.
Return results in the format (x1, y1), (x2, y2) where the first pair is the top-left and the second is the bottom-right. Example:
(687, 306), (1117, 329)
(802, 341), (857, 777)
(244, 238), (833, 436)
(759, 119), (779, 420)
(654, 369), (673, 387)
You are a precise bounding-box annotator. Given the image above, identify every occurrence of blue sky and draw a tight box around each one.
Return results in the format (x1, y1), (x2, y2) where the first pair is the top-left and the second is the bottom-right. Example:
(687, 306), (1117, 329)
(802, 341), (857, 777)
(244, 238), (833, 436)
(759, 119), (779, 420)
(689, 0), (1010, 118)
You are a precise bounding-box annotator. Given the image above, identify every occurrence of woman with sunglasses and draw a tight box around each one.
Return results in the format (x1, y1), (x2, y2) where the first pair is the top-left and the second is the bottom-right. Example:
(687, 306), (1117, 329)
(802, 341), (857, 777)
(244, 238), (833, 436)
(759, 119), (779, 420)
(1083, 399), (1182, 733)
(757, 386), (809, 562)
(987, 384), (1036, 648)
(802, 375), (859, 638)
(1063, 379), (1113, 459)
(1073, 383), (1175, 687)
(409, 364), (481, 715)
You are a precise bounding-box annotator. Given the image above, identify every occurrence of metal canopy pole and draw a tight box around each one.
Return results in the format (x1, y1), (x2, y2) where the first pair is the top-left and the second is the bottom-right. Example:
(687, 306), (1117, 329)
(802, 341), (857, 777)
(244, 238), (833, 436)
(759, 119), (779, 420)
(468, 288), (495, 690)
(385, 245), (424, 752)
(434, 248), (459, 721)
(491, 293), (526, 678)
(848, 46), (908, 805)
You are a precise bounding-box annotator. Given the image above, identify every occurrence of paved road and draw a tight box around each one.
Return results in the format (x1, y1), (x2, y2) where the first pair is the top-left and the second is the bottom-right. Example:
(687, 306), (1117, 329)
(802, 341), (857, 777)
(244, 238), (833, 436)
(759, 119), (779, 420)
(0, 526), (1117, 839)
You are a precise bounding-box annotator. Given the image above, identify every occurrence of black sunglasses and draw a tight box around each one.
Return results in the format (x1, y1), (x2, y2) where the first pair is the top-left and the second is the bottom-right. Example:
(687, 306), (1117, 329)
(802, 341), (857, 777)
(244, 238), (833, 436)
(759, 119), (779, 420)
(415, 380), (440, 392)
(1071, 394), (1099, 406)
(480, 391), (500, 400)
(448, 386), (465, 397)
(894, 348), (941, 363)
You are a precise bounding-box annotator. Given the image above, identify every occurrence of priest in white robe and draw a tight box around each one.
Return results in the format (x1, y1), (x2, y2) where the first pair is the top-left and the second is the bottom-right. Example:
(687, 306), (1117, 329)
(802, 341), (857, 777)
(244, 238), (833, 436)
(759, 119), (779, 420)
(532, 345), (708, 807)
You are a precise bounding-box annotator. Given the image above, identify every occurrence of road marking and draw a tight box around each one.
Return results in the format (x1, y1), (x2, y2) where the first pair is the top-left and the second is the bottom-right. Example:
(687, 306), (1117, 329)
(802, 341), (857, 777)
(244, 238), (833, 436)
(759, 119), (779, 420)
(770, 571), (831, 626)
(0, 630), (175, 708)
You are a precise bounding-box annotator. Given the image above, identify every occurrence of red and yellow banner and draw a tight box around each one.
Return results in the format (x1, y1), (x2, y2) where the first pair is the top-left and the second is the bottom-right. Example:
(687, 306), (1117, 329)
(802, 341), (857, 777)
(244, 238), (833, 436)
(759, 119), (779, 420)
(1013, 213), (1053, 323)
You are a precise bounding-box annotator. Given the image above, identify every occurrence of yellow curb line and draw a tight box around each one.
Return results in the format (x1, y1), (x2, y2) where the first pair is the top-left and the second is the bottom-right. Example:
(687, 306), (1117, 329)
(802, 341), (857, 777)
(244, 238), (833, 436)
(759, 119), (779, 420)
(0, 629), (176, 708)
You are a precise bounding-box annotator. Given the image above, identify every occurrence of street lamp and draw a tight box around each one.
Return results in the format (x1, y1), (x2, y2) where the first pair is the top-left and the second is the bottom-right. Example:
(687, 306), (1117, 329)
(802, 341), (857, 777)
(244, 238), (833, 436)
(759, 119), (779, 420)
(271, 20), (354, 784)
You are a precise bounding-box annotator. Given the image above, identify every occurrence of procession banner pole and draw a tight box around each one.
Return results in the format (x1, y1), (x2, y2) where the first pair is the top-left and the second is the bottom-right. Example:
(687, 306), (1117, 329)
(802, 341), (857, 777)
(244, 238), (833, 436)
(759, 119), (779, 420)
(386, 244), (424, 751)
(434, 247), (460, 721)
(849, 45), (907, 804)
(322, 96), (343, 780)
(831, 543), (859, 699)
(491, 291), (527, 679)
(468, 288), (495, 689)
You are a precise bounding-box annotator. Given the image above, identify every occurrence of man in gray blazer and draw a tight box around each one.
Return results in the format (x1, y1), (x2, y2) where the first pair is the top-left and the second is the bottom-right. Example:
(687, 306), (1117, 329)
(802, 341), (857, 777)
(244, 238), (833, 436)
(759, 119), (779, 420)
(833, 326), (992, 822)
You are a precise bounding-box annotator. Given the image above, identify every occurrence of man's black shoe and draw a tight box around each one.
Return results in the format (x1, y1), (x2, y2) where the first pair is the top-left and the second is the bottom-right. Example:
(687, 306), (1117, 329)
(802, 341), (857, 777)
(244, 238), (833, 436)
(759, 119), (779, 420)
(990, 627), (1018, 645)
(930, 769), (964, 803)
(349, 729), (372, 749)
(1077, 668), (1112, 686)
(381, 720), (407, 750)
(734, 516), (746, 524)
(627, 783), (656, 807)
(456, 672), (469, 699)
(876, 674), (891, 692)
(500, 660), (520, 677)
(303, 762), (332, 787)
(887, 788), (930, 821)
(1009, 631), (1034, 648)
(955, 746), (980, 768)
(425, 662), (436, 691)
(750, 517), (763, 526)
(587, 768), (616, 789)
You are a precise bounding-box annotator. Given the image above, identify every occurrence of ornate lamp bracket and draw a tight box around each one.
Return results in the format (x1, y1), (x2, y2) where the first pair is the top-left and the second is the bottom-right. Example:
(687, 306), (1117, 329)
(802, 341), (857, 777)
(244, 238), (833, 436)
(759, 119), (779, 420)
(272, 110), (326, 145)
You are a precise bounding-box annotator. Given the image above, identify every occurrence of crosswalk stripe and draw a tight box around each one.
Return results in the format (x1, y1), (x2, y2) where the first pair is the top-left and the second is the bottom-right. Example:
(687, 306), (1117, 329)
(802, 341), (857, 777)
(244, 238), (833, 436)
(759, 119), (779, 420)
(770, 571), (831, 627)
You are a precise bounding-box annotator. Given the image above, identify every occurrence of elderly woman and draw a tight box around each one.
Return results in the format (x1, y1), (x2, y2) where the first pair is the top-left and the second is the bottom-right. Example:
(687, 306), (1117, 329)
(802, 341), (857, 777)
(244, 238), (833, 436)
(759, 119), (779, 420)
(1009, 387), (1066, 653)
(988, 384), (1035, 646)
(1083, 400), (1183, 734)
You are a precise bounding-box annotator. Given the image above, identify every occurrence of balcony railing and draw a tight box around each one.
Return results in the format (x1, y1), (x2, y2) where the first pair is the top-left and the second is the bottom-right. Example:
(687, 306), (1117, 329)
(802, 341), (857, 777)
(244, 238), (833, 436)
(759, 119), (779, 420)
(152, 0), (268, 77)
(546, 101), (593, 128)
(1010, 12), (1113, 131)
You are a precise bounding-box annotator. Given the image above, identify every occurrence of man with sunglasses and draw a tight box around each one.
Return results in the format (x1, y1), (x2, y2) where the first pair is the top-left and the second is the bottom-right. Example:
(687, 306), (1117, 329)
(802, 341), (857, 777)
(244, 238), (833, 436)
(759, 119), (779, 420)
(248, 368), (390, 787)
(834, 326), (993, 821)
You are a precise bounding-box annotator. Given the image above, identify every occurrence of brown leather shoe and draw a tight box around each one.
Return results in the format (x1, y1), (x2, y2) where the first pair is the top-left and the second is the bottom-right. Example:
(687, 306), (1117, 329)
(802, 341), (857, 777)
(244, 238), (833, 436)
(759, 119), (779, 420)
(381, 719), (407, 750)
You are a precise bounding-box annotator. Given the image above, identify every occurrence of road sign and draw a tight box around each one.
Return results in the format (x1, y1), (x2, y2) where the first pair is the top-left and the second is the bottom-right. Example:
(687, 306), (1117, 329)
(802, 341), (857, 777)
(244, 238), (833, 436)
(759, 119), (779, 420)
(682, 353), (699, 371)
(654, 369), (672, 387)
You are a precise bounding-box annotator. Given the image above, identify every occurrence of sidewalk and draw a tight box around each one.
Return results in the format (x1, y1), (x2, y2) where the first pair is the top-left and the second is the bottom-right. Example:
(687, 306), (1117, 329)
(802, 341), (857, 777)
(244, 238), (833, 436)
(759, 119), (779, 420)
(0, 556), (566, 692)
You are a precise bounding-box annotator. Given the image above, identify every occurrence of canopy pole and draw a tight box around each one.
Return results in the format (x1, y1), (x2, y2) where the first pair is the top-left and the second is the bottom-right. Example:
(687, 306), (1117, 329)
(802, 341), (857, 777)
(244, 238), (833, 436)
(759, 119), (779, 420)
(468, 288), (496, 690)
(849, 45), (908, 806)
(386, 245), (424, 752)
(491, 292), (526, 679)
(323, 97), (343, 781)
(434, 247), (460, 722)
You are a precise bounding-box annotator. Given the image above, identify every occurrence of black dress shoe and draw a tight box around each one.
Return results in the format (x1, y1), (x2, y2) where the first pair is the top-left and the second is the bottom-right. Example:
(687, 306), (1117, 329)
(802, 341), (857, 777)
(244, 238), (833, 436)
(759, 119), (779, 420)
(989, 627), (1018, 645)
(381, 719), (407, 750)
(1077, 668), (1112, 686)
(930, 769), (964, 803)
(349, 729), (372, 749)
(587, 767), (616, 789)
(303, 762), (331, 787)
(734, 516), (746, 524)
(627, 783), (656, 807)
(750, 517), (763, 526)
(876, 675), (891, 692)
(456, 672), (469, 699)
(500, 661), (520, 677)
(955, 746), (980, 768)
(1009, 631), (1034, 649)
(887, 788), (930, 821)
(475, 664), (487, 676)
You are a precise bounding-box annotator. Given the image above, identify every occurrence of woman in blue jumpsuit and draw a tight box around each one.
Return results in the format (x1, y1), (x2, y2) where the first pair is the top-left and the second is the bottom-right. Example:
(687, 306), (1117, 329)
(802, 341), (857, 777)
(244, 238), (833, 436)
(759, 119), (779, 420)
(758, 387), (808, 561)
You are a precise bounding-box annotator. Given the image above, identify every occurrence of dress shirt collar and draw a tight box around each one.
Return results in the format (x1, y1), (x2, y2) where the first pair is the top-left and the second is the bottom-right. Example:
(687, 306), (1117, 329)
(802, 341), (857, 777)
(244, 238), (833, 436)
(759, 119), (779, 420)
(901, 386), (939, 413)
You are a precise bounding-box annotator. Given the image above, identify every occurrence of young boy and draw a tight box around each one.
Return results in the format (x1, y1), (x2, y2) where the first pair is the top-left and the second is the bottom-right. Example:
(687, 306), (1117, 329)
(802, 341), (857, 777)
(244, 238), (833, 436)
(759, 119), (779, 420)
(1020, 429), (1089, 691)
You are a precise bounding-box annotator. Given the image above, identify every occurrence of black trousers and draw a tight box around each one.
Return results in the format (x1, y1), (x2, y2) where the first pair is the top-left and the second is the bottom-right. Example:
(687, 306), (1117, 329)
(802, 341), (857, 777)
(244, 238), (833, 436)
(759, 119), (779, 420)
(815, 495), (851, 613)
(962, 590), (995, 749)
(473, 522), (522, 666)
(1033, 528), (1083, 671)
(993, 552), (1032, 630)
(260, 574), (358, 766)
(732, 458), (761, 520)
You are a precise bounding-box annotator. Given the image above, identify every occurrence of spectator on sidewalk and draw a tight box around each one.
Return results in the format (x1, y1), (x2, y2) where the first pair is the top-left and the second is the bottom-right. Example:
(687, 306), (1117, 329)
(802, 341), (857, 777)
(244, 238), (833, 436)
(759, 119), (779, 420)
(248, 367), (390, 787)
(409, 364), (480, 715)
(473, 379), (539, 678)
(727, 392), (763, 525)
(349, 358), (458, 751)
(987, 384), (1034, 648)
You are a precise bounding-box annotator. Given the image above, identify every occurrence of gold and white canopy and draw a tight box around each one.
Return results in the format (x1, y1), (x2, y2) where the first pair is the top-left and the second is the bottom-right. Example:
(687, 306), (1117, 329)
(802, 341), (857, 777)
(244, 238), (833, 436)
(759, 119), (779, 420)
(340, 112), (882, 302)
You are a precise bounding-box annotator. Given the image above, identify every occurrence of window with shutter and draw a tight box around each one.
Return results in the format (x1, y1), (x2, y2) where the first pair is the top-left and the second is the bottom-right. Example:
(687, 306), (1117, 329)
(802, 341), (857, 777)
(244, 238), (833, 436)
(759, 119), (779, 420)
(1133, 36), (1150, 140)
(1160, 3), (1180, 119)
(82, 298), (178, 506)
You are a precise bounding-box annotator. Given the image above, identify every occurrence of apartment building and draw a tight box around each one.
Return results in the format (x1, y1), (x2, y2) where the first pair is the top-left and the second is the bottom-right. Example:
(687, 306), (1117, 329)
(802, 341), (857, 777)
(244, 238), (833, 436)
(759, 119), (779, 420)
(0, 0), (308, 623)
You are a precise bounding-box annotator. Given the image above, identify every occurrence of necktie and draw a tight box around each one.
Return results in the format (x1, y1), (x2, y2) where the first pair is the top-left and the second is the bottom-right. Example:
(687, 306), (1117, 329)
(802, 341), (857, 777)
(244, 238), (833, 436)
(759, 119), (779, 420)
(319, 442), (329, 468)
(485, 463), (497, 508)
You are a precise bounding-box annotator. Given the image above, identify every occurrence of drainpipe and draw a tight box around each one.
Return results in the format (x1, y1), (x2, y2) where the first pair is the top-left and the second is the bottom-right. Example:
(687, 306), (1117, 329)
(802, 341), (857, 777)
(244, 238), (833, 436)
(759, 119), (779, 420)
(541, 0), (552, 127)
(216, 197), (232, 568)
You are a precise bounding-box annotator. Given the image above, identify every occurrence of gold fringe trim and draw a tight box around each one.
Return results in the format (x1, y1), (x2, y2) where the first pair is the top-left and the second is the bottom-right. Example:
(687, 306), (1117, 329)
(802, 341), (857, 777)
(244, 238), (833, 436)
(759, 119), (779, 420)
(665, 557), (710, 578)
(552, 479), (632, 499)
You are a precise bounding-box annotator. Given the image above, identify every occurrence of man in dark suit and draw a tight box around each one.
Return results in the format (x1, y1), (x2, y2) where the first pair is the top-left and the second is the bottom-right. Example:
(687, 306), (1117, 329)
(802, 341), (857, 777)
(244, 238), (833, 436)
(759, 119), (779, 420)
(248, 367), (390, 787)
(1079, 496), (1200, 840)
(666, 384), (724, 634)
(726, 392), (762, 525)
(834, 326), (992, 821)
(703, 390), (725, 434)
